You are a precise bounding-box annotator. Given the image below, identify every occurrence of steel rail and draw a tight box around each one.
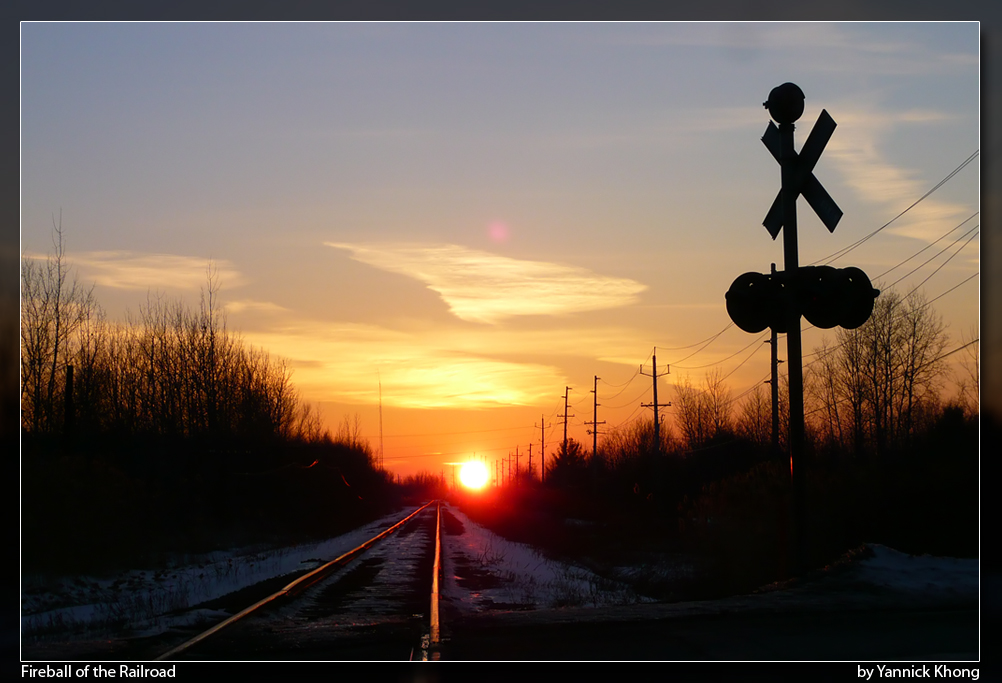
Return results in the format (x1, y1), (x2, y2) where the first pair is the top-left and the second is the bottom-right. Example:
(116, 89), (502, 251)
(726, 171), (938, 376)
(156, 500), (436, 661)
(413, 500), (443, 662)
(430, 501), (442, 656)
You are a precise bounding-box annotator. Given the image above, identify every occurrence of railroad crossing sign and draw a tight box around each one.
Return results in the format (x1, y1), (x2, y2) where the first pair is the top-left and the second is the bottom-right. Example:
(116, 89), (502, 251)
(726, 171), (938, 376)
(761, 108), (843, 238)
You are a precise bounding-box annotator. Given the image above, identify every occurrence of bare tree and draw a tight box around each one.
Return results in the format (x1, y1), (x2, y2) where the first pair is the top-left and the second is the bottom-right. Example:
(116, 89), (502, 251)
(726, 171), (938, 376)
(601, 418), (677, 467)
(20, 216), (98, 436)
(703, 366), (733, 436)
(673, 369), (734, 450)
(894, 291), (949, 439)
(334, 413), (373, 460)
(955, 326), (979, 418)
(674, 374), (708, 449)
(736, 384), (771, 447)
(806, 288), (951, 455)
(21, 241), (341, 457)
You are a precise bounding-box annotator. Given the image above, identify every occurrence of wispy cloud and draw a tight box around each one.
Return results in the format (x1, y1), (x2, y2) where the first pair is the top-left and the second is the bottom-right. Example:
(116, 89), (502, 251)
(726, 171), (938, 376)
(224, 299), (288, 315)
(41, 251), (246, 292)
(228, 307), (658, 409)
(241, 320), (567, 409)
(819, 105), (975, 243)
(325, 242), (647, 324)
(589, 23), (976, 77)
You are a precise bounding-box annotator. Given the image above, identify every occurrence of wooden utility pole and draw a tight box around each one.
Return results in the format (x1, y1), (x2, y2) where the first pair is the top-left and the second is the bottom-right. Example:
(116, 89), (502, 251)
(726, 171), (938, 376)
(763, 263), (782, 458)
(378, 375), (384, 469)
(641, 349), (670, 453)
(585, 375), (605, 457)
(528, 443), (533, 482)
(536, 415), (551, 483)
(559, 387), (574, 462)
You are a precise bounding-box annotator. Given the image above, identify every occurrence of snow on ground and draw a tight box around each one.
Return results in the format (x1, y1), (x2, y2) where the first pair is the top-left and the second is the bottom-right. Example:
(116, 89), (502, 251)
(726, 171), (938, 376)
(20, 503), (979, 647)
(440, 504), (645, 613)
(21, 507), (426, 641)
(843, 544), (978, 600)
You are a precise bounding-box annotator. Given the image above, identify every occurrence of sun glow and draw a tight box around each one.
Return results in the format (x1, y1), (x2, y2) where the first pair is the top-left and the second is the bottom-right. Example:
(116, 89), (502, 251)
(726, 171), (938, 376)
(459, 461), (489, 490)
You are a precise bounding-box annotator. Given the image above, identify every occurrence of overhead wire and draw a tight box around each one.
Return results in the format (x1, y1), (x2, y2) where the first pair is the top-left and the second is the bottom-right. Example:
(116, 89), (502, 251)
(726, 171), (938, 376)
(812, 149), (979, 266)
(899, 229), (979, 299)
(672, 331), (770, 371)
(662, 153), (978, 372)
(375, 150), (978, 457)
(647, 151), (979, 374)
(871, 212), (978, 281)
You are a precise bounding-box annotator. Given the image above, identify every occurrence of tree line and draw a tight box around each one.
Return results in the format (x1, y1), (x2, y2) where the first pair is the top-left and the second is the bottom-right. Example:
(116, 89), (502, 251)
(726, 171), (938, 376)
(453, 287), (978, 596)
(479, 285), (973, 496)
(20, 226), (393, 573)
(20, 228), (327, 448)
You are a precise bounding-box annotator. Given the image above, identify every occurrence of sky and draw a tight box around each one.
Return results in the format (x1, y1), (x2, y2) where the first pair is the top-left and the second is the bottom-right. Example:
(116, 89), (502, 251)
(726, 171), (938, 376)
(19, 22), (980, 479)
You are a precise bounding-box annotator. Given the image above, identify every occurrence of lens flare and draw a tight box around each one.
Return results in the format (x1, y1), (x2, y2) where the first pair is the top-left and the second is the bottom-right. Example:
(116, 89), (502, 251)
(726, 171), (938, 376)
(488, 220), (509, 243)
(459, 461), (489, 489)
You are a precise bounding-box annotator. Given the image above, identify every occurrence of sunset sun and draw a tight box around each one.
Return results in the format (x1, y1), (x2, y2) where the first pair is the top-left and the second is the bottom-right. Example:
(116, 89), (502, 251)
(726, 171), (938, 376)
(459, 461), (489, 490)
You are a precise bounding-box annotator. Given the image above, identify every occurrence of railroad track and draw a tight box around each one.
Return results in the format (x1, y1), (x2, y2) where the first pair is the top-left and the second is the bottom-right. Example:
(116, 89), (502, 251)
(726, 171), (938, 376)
(156, 500), (445, 661)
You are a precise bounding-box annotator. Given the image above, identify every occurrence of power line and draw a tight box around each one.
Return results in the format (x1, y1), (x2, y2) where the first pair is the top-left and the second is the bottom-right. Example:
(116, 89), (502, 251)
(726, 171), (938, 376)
(873, 212), (978, 281)
(719, 336), (770, 383)
(379, 424), (538, 439)
(899, 230), (979, 299)
(649, 155), (980, 372)
(606, 402), (648, 433)
(813, 149), (979, 266)
(673, 331), (770, 371)
(926, 273), (978, 306)
(604, 383), (652, 410)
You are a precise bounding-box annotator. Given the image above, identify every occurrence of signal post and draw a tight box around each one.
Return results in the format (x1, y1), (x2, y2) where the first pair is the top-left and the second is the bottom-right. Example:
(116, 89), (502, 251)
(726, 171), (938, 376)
(725, 83), (878, 575)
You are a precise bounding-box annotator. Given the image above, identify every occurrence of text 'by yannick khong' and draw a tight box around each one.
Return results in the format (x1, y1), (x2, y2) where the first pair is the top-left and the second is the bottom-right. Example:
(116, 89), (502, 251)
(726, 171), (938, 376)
(859, 665), (979, 680)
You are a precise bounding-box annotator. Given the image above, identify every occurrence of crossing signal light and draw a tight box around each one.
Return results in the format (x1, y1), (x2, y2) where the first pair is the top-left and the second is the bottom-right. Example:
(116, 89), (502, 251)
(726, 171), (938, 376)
(726, 266), (879, 334)
(725, 271), (785, 334)
(763, 82), (805, 125)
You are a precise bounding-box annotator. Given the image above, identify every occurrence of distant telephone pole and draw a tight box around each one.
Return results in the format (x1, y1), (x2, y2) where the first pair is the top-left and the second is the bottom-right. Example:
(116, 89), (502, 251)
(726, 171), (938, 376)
(584, 375), (605, 457)
(559, 387), (574, 455)
(765, 273), (783, 459)
(378, 374), (384, 469)
(536, 415), (551, 483)
(641, 348), (671, 453)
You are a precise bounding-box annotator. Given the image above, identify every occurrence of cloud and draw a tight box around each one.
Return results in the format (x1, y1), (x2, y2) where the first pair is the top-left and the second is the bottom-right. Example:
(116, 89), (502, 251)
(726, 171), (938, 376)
(45, 251), (246, 292)
(820, 106), (975, 243)
(229, 307), (659, 409)
(241, 320), (568, 409)
(587, 23), (975, 76)
(224, 299), (288, 315)
(325, 242), (647, 324)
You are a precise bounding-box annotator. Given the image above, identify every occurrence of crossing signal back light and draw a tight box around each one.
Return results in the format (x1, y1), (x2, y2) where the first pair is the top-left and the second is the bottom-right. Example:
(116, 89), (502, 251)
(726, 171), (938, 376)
(726, 266), (879, 334)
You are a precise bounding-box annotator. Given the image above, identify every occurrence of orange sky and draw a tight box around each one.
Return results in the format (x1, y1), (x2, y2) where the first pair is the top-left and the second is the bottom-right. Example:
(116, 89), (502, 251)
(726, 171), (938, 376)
(20, 23), (980, 479)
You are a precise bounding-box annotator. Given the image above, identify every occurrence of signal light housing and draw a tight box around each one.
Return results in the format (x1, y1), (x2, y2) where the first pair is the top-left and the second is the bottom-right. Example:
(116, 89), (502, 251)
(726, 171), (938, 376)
(726, 265), (879, 333)
(725, 271), (785, 334)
